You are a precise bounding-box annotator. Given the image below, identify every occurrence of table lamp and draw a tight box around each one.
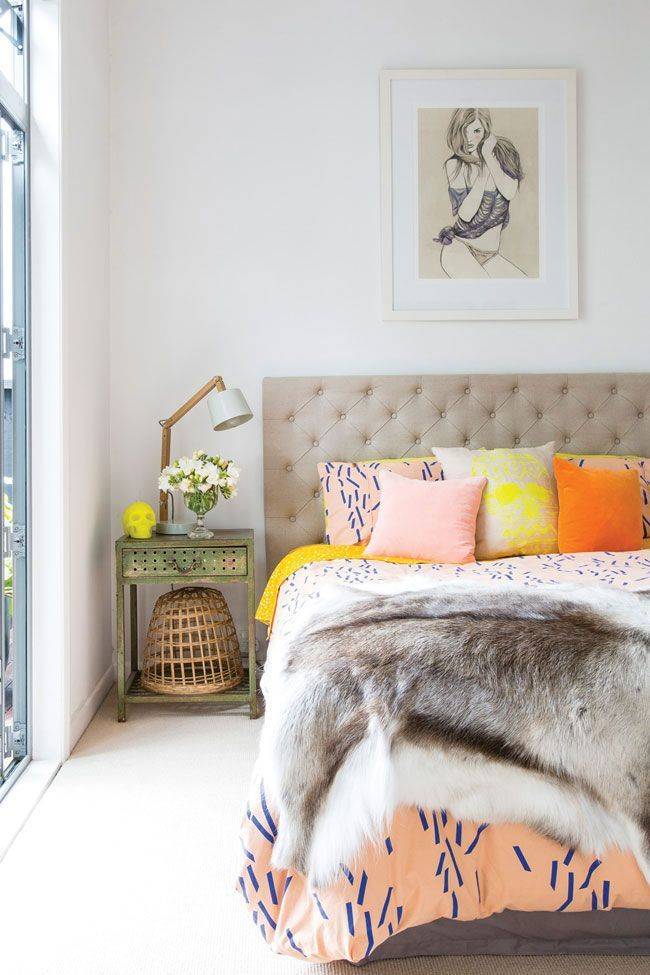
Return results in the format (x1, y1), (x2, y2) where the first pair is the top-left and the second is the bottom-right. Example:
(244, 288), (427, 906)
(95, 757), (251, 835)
(157, 376), (253, 535)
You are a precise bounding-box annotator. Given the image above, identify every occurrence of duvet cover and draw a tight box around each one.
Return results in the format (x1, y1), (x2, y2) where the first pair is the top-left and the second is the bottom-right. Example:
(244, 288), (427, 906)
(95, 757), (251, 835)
(238, 547), (650, 963)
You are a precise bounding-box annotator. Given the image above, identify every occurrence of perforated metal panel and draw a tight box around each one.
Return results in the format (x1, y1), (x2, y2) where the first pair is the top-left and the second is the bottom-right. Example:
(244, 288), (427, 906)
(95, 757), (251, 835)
(121, 546), (247, 579)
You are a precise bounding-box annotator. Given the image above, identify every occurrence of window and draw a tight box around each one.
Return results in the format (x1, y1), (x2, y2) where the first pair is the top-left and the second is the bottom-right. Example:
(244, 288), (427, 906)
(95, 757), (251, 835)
(0, 0), (27, 800)
(0, 1), (24, 99)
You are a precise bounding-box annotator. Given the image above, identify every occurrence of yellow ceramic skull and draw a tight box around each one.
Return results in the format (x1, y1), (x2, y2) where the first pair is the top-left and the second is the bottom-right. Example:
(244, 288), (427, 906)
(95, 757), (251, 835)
(122, 501), (156, 539)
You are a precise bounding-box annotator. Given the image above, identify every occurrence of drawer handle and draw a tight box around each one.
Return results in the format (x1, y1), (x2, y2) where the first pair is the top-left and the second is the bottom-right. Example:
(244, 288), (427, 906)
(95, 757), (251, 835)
(172, 558), (202, 575)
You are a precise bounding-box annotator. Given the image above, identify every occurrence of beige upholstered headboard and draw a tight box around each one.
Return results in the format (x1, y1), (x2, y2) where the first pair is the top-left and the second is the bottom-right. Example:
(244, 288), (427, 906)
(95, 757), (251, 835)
(263, 374), (650, 572)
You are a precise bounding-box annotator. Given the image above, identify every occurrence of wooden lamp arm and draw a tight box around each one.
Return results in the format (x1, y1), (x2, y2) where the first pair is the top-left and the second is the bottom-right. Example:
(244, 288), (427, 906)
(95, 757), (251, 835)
(158, 375), (226, 521)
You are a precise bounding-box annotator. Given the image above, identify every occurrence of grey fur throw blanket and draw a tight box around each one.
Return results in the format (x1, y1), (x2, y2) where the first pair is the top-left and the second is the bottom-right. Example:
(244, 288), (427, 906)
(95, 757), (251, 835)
(259, 581), (650, 889)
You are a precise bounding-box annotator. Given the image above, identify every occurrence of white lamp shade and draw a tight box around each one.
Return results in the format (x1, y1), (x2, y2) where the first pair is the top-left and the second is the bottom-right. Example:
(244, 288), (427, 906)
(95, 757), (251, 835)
(207, 387), (253, 431)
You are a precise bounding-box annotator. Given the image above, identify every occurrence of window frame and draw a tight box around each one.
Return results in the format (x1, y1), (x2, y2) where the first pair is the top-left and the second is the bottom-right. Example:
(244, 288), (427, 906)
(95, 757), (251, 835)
(0, 0), (29, 800)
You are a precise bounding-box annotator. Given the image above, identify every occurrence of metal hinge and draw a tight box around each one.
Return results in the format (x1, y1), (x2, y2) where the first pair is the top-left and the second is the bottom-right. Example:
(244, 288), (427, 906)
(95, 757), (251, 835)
(10, 524), (25, 557)
(2, 326), (25, 361)
(0, 128), (24, 164)
(12, 722), (26, 758)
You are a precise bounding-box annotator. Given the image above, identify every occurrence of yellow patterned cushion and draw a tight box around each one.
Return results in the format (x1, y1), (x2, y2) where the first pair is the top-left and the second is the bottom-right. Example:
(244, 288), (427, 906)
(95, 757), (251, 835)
(433, 443), (558, 560)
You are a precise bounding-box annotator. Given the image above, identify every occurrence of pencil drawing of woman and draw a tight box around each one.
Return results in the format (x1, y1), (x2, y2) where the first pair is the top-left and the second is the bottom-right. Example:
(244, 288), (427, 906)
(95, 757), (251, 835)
(435, 108), (526, 278)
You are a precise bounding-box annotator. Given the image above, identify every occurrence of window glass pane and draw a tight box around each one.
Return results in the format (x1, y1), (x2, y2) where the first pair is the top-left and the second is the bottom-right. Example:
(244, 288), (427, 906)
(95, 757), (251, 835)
(0, 1), (24, 99)
(1, 116), (13, 771)
(0, 109), (27, 788)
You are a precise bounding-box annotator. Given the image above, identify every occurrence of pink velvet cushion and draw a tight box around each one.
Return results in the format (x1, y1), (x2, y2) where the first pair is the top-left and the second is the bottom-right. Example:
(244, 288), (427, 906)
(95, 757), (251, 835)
(364, 470), (487, 562)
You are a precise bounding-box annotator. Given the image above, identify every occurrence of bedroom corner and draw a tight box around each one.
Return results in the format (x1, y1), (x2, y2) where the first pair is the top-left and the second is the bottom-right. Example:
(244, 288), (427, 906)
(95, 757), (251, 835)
(0, 1), (648, 974)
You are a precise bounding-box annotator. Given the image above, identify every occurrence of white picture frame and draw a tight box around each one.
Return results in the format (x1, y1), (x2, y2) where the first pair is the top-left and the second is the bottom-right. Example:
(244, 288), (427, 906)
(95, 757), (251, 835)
(380, 68), (578, 322)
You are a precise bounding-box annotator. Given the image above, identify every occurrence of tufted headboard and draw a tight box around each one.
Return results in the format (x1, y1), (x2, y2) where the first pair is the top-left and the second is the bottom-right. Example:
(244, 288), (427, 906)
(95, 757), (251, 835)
(262, 374), (650, 572)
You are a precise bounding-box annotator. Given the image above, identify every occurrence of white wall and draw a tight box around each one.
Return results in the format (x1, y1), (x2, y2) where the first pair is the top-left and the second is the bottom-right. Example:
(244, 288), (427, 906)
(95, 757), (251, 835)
(60, 0), (112, 749)
(109, 0), (650, 620)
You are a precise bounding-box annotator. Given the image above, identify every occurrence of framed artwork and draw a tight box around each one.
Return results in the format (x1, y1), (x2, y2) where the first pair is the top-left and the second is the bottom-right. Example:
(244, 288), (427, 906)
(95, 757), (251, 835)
(380, 69), (577, 321)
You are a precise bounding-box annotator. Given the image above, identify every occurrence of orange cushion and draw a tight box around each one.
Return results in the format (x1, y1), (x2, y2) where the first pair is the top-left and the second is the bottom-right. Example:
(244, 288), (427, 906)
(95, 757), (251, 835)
(554, 456), (643, 554)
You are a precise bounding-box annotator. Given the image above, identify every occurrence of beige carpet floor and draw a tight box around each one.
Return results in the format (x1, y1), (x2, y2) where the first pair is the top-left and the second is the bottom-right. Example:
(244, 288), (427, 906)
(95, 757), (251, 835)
(0, 689), (646, 975)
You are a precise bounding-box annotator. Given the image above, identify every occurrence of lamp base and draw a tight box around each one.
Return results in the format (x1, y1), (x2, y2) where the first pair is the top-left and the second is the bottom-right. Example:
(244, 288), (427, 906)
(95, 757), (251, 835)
(156, 520), (193, 536)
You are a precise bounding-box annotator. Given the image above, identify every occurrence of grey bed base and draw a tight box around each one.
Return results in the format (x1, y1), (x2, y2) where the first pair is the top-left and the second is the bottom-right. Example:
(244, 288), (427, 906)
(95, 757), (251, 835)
(359, 910), (650, 963)
(263, 373), (650, 958)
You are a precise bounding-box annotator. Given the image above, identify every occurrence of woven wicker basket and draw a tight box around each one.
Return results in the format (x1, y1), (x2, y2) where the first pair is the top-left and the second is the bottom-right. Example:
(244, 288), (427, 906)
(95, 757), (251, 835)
(141, 587), (243, 695)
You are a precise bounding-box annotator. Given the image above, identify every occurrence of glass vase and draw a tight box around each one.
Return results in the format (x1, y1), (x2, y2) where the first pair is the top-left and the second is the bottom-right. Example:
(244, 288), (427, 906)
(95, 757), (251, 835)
(185, 491), (217, 540)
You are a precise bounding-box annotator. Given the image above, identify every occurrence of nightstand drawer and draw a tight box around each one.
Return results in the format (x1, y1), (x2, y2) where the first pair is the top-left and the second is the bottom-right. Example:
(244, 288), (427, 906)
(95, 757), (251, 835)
(121, 546), (247, 579)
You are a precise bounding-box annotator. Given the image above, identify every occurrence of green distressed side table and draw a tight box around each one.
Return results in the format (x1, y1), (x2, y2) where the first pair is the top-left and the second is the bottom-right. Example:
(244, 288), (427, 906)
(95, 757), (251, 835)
(115, 529), (258, 720)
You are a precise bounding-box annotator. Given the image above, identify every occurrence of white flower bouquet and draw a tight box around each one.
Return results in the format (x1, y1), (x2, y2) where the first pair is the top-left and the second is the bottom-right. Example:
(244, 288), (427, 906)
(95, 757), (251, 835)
(158, 450), (240, 538)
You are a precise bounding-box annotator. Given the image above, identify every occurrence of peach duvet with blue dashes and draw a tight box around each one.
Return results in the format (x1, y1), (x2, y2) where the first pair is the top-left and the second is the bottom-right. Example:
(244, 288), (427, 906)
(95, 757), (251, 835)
(239, 551), (650, 963)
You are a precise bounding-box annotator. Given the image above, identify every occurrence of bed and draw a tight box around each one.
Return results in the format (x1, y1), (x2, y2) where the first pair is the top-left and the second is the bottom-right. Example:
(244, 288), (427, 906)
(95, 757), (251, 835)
(238, 373), (650, 963)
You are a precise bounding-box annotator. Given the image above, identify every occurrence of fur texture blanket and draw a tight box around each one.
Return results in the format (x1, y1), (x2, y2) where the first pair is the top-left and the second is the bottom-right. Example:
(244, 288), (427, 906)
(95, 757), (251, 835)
(259, 581), (650, 889)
